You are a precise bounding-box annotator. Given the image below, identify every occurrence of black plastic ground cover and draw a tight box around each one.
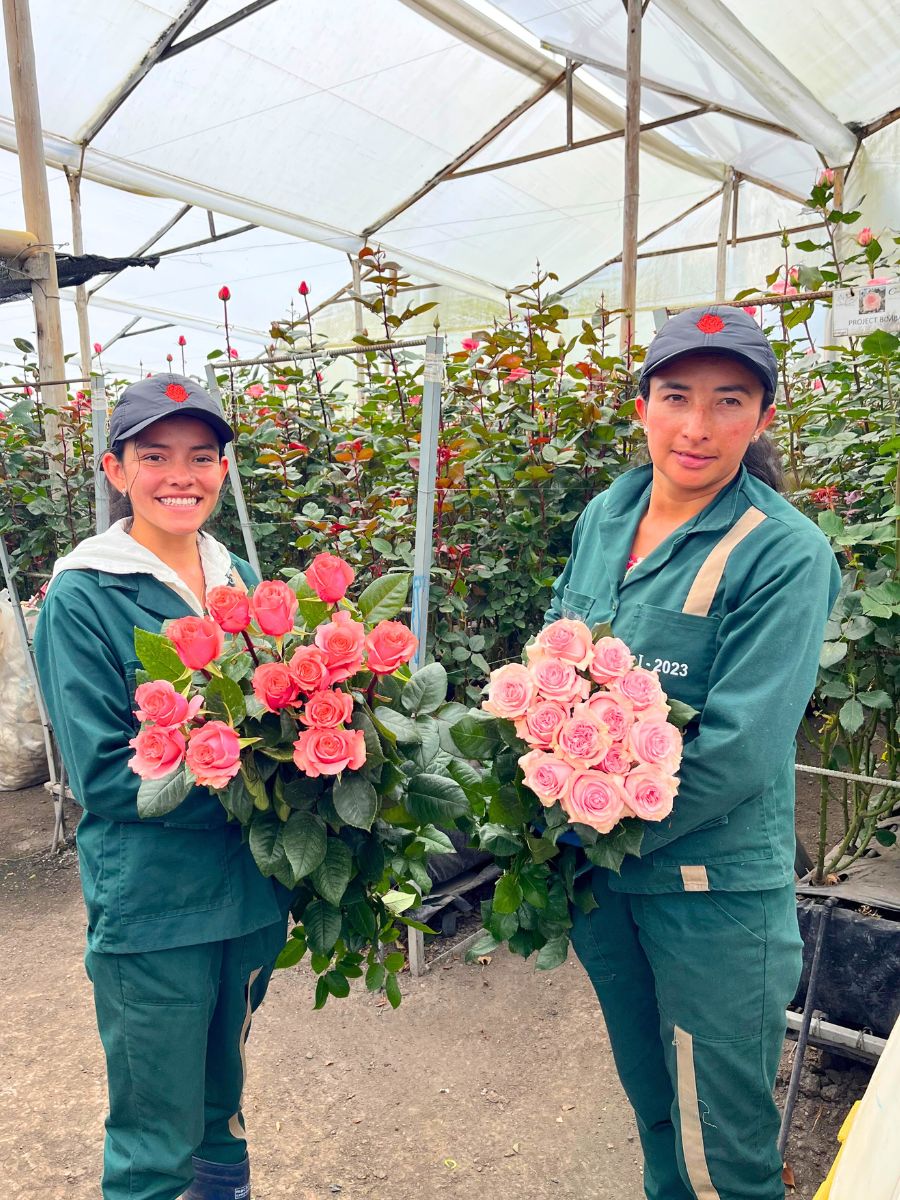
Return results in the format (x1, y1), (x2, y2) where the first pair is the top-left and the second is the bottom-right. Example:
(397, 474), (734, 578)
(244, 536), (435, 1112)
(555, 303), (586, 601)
(793, 899), (900, 1039)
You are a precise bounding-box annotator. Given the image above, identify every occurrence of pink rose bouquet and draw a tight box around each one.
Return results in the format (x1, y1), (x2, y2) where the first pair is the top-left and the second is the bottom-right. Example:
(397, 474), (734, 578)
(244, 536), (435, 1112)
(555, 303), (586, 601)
(450, 618), (696, 972)
(128, 555), (478, 1008)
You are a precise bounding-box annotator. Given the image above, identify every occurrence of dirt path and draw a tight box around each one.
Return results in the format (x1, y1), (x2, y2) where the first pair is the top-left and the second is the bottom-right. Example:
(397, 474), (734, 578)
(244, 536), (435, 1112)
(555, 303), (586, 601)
(1, 786), (870, 1200)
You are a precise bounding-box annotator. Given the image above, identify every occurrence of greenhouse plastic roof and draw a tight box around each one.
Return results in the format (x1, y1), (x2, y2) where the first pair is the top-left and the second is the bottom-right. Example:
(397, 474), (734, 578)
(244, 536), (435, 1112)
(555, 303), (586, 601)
(0, 0), (896, 377)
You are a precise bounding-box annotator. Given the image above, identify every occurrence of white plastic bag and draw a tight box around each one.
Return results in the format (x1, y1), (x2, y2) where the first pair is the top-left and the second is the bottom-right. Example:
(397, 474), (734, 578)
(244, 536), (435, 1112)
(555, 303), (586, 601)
(0, 590), (49, 791)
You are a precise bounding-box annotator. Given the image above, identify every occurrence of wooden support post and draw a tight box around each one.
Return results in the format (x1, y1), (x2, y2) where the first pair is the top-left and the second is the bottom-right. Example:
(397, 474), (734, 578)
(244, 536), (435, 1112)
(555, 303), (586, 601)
(620, 0), (642, 352)
(65, 167), (93, 378)
(351, 255), (365, 389)
(715, 169), (735, 300)
(3, 0), (66, 460)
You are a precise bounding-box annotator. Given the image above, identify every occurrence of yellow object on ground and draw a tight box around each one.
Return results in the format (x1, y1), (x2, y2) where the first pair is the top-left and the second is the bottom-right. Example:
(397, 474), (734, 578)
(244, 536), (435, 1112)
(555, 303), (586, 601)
(814, 1015), (900, 1200)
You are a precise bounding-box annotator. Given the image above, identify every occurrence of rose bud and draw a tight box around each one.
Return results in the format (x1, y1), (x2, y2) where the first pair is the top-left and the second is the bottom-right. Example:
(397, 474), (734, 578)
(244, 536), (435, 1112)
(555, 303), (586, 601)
(207, 585), (251, 633)
(166, 616), (224, 670)
(249, 580), (298, 637)
(218, 285), (231, 301)
(305, 552), (355, 604)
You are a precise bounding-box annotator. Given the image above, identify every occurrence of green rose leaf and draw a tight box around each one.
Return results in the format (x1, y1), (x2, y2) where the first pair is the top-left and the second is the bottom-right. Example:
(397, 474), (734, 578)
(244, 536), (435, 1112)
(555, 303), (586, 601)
(405, 773), (469, 826)
(310, 837), (353, 907)
(204, 673), (247, 726)
(136, 765), (194, 819)
(134, 627), (191, 685)
(332, 773), (379, 830)
(385, 971), (402, 1009)
(303, 899), (343, 956)
(416, 824), (456, 855)
(535, 936), (569, 971)
(479, 822), (523, 856)
(221, 774), (254, 824)
(465, 932), (501, 961)
(665, 699), (699, 730)
(525, 833), (560, 864)
(838, 697), (864, 734)
(449, 713), (501, 760)
(493, 872), (524, 914)
(275, 938), (306, 969)
(350, 707), (386, 768)
(819, 641), (847, 669)
(357, 574), (410, 623)
(324, 970), (351, 998)
(248, 809), (287, 877)
(282, 811), (328, 880)
(373, 706), (421, 745)
(365, 962), (386, 991)
(401, 663), (448, 715)
(382, 889), (418, 915)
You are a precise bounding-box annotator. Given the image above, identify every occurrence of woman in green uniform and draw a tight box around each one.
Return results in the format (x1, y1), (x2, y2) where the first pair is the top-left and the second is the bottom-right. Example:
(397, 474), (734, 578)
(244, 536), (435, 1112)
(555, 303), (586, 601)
(35, 377), (289, 1200)
(548, 307), (840, 1199)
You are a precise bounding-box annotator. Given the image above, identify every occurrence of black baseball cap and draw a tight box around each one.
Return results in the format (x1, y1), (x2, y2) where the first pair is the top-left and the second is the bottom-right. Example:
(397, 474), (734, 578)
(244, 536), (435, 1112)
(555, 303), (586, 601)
(641, 306), (778, 394)
(108, 374), (233, 451)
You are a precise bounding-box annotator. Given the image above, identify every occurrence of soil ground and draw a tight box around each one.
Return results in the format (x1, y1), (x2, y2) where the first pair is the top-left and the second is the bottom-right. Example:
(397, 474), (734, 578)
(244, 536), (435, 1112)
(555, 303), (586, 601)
(0, 776), (872, 1200)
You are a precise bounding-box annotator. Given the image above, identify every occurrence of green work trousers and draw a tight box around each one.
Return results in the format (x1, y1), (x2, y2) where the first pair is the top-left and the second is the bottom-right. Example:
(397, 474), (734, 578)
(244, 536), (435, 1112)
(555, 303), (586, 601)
(570, 870), (801, 1200)
(85, 919), (286, 1200)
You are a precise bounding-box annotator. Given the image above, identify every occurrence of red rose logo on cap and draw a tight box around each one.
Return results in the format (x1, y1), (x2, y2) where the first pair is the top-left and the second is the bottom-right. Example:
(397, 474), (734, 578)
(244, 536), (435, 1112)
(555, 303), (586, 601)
(696, 313), (725, 334)
(165, 383), (189, 403)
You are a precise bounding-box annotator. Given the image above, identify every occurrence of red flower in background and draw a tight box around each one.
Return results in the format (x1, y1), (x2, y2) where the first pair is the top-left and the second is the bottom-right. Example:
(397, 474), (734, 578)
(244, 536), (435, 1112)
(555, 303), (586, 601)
(218, 286), (231, 301)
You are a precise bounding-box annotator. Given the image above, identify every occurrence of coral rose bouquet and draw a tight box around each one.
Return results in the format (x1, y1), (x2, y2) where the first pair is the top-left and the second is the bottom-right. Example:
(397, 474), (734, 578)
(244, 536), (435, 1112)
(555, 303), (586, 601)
(129, 553), (478, 1007)
(449, 618), (696, 970)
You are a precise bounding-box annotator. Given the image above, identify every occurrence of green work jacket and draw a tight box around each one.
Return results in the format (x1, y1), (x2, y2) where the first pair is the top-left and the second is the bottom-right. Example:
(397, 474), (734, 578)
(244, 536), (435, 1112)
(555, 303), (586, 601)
(547, 464), (840, 893)
(34, 558), (287, 953)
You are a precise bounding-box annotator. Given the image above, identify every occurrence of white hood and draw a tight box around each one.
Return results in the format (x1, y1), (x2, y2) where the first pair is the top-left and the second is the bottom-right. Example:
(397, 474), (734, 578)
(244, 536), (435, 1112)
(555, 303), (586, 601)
(49, 520), (239, 615)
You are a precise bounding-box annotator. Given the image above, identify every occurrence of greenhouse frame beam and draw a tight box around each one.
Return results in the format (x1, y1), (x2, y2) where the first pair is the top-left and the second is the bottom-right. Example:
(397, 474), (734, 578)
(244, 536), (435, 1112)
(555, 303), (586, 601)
(652, 0), (857, 163)
(854, 104), (900, 140)
(159, 0), (281, 61)
(63, 293), (271, 345)
(540, 39), (802, 142)
(447, 104), (708, 180)
(155, 222), (257, 258)
(362, 68), (570, 237)
(79, 0), (211, 147)
(401, 0), (722, 182)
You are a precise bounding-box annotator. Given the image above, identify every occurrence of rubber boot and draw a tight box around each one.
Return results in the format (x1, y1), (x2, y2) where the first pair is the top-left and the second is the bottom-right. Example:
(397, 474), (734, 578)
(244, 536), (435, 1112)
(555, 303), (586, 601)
(182, 1156), (250, 1200)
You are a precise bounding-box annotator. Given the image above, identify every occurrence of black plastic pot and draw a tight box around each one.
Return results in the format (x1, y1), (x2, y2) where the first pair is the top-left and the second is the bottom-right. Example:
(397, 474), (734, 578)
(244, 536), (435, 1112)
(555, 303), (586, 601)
(793, 899), (900, 1039)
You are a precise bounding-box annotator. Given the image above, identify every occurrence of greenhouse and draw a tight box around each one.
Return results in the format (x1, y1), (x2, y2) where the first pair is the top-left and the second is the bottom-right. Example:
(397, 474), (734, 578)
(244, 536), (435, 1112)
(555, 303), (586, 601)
(0, 3), (898, 1200)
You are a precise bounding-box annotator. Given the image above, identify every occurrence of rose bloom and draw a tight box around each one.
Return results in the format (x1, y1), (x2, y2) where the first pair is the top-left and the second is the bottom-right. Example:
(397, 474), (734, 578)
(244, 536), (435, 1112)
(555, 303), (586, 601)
(624, 765), (678, 822)
(612, 667), (665, 711)
(589, 636), (635, 684)
(514, 699), (569, 749)
(287, 644), (330, 694)
(562, 770), (627, 834)
(252, 662), (301, 712)
(483, 663), (534, 720)
(206, 585), (251, 633)
(128, 725), (186, 779)
(600, 744), (633, 775)
(166, 616), (224, 670)
(314, 609), (366, 682)
(250, 580), (298, 637)
(293, 727), (366, 777)
(529, 655), (590, 706)
(305, 552), (355, 604)
(856, 227), (873, 247)
(630, 717), (682, 773)
(134, 680), (202, 728)
(531, 618), (593, 670)
(583, 693), (634, 742)
(554, 711), (613, 769)
(186, 721), (242, 789)
(365, 620), (418, 675)
(518, 748), (575, 807)
(301, 688), (354, 729)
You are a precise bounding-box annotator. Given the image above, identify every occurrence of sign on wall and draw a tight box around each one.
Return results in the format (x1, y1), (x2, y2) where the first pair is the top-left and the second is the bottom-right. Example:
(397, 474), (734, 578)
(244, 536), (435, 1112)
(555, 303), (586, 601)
(832, 281), (899, 336)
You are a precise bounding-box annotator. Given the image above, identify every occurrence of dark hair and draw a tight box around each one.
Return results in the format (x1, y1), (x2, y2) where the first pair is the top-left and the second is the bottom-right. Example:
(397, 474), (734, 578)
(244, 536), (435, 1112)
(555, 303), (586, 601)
(637, 370), (783, 492)
(103, 429), (227, 524)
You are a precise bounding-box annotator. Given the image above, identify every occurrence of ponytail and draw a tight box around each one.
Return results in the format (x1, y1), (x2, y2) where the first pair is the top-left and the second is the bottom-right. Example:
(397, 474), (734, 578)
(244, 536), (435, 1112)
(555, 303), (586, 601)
(742, 430), (783, 493)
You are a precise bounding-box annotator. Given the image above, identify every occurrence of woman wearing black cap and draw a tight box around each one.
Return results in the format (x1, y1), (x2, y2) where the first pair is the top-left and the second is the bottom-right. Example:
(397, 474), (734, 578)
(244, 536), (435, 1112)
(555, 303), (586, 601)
(34, 376), (288, 1200)
(546, 308), (840, 1198)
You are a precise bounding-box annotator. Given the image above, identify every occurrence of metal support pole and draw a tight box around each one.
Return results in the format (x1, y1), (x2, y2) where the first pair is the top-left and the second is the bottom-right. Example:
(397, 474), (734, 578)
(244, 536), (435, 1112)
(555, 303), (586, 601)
(0, 531), (66, 850)
(715, 168), (735, 300)
(620, 0), (643, 352)
(91, 373), (109, 533)
(565, 59), (574, 149)
(410, 334), (443, 671)
(204, 364), (261, 579)
(778, 898), (836, 1159)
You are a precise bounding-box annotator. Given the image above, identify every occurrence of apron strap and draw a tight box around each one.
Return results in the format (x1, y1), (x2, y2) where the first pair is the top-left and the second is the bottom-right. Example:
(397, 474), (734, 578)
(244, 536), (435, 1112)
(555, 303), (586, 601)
(681, 506), (767, 618)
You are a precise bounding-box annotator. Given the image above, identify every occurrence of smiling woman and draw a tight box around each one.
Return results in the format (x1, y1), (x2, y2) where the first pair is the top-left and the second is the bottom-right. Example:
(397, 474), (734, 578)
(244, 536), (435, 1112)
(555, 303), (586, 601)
(33, 375), (289, 1200)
